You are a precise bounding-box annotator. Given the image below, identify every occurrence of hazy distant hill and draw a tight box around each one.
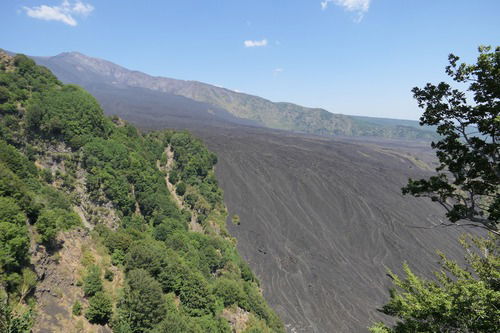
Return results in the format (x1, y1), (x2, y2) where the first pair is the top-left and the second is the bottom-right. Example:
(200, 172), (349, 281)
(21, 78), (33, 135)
(30, 51), (435, 140)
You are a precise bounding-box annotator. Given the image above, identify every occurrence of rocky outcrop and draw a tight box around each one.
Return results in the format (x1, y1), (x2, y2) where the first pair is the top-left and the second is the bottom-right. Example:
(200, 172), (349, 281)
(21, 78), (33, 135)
(31, 230), (112, 333)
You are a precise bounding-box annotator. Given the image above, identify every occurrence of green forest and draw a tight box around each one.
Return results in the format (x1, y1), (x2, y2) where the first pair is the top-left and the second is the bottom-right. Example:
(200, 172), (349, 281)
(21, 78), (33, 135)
(0, 52), (283, 332)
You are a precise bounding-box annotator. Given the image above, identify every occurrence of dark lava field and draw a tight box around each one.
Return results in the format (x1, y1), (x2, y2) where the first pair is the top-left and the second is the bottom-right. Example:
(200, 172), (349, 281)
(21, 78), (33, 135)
(195, 127), (468, 332)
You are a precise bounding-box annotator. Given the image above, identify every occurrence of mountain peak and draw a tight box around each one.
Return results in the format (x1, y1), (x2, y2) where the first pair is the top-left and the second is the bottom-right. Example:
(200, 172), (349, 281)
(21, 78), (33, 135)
(55, 51), (85, 57)
(49, 51), (134, 80)
(54, 51), (112, 66)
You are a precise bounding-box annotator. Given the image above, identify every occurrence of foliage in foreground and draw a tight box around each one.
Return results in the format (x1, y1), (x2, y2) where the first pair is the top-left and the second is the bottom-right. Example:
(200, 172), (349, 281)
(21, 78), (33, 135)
(403, 46), (499, 234)
(372, 46), (499, 332)
(370, 235), (499, 332)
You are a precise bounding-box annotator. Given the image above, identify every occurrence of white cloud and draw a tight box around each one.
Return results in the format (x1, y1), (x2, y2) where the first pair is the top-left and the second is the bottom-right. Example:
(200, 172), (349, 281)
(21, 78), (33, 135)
(71, 1), (94, 15)
(273, 68), (284, 75)
(23, 0), (94, 26)
(244, 39), (268, 48)
(321, 0), (371, 22)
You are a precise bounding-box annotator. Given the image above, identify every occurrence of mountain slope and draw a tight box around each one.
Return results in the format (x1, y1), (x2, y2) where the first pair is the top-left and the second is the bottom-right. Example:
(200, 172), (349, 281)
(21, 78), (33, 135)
(195, 127), (472, 332)
(11, 50), (479, 331)
(31, 51), (435, 140)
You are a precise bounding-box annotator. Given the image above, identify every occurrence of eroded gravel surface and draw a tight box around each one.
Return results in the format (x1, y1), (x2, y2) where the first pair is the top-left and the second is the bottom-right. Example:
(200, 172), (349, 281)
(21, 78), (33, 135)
(194, 127), (471, 333)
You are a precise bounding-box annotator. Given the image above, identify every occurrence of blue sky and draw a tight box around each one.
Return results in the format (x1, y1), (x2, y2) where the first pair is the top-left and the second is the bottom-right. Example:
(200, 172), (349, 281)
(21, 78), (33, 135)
(0, 1), (498, 120)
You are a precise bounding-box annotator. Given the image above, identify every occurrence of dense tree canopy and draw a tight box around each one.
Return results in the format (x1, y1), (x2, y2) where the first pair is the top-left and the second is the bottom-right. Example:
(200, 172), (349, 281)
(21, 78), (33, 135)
(27, 84), (109, 148)
(0, 51), (284, 332)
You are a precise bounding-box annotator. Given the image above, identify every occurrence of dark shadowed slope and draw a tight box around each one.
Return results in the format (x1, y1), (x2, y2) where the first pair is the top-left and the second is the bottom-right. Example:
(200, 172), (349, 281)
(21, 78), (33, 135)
(193, 127), (469, 332)
(80, 83), (261, 129)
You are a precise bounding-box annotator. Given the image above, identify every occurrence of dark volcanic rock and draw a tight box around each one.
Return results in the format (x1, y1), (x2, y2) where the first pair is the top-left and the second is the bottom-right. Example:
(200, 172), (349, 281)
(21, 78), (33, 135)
(193, 127), (469, 332)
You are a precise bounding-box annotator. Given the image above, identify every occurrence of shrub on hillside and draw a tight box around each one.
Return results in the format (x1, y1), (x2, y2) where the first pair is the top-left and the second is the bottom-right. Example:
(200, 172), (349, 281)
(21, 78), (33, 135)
(83, 265), (103, 297)
(86, 291), (112, 324)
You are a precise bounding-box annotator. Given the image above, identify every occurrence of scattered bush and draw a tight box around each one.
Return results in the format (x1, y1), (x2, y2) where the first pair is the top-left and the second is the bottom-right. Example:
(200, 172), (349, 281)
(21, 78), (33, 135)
(72, 300), (82, 316)
(0, 86), (9, 104)
(83, 265), (103, 297)
(214, 278), (245, 307)
(111, 249), (125, 266)
(85, 291), (112, 324)
(35, 208), (81, 245)
(104, 268), (114, 281)
(176, 182), (186, 196)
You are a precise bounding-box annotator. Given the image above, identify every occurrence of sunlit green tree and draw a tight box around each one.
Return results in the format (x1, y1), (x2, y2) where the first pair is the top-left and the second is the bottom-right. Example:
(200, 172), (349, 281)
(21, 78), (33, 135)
(372, 46), (500, 332)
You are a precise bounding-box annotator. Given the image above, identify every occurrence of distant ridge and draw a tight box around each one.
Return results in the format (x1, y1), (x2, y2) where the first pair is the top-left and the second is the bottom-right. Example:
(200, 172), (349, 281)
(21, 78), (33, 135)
(27, 50), (435, 140)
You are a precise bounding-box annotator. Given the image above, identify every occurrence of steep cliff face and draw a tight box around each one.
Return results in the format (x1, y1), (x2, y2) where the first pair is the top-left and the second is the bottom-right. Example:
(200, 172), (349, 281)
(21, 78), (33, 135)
(0, 51), (283, 333)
